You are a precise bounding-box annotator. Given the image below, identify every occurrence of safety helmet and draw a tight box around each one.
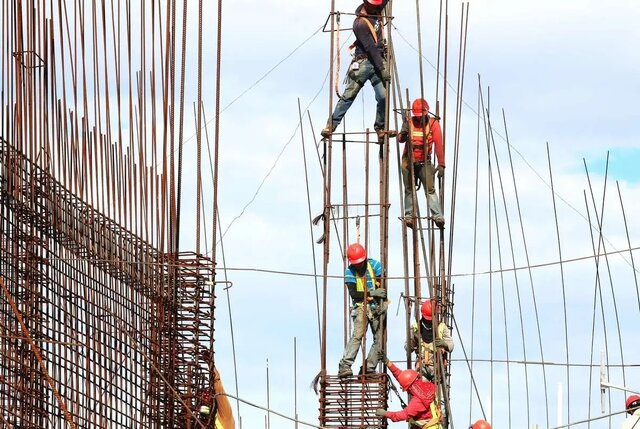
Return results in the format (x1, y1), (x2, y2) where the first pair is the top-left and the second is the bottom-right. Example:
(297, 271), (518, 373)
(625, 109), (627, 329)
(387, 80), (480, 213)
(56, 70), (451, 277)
(470, 420), (491, 429)
(412, 98), (430, 117)
(397, 369), (419, 391)
(421, 300), (433, 320)
(347, 243), (367, 265)
(627, 395), (640, 414)
(365, 0), (384, 5)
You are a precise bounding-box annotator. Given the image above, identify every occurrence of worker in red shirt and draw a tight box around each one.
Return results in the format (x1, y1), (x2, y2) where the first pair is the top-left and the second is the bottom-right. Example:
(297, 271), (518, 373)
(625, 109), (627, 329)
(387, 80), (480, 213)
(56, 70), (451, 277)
(398, 98), (445, 228)
(376, 360), (442, 428)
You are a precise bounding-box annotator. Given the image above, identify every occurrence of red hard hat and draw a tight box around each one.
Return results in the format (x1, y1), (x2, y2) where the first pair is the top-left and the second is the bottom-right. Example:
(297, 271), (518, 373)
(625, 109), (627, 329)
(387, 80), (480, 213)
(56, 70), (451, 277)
(421, 300), (433, 320)
(347, 243), (367, 265)
(397, 369), (419, 391)
(627, 395), (640, 414)
(412, 98), (430, 117)
(366, 0), (384, 5)
(470, 420), (491, 429)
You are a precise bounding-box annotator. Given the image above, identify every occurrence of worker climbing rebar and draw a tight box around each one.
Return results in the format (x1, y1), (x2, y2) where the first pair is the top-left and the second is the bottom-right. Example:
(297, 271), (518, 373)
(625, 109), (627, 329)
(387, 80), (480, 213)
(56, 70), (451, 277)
(321, 0), (397, 142)
(398, 98), (445, 228)
(376, 358), (442, 429)
(406, 299), (454, 382)
(337, 243), (387, 377)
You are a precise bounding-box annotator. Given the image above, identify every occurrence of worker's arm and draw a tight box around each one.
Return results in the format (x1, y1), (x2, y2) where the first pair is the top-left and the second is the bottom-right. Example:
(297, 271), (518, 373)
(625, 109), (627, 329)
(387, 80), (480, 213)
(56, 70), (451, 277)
(431, 119), (444, 167)
(397, 119), (409, 143)
(384, 397), (423, 422)
(345, 282), (364, 302)
(441, 324), (454, 352)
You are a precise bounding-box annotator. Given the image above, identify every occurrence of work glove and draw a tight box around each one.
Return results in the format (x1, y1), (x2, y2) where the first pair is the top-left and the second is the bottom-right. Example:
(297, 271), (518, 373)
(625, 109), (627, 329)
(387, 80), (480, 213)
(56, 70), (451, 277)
(433, 337), (446, 348)
(436, 164), (445, 178)
(380, 68), (391, 83)
(375, 408), (387, 417)
(369, 288), (387, 299)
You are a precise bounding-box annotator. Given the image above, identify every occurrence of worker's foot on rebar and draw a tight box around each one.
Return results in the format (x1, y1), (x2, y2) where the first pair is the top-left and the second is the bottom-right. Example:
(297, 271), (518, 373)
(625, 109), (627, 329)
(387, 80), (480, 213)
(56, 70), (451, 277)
(375, 129), (398, 141)
(359, 366), (376, 375)
(403, 217), (414, 229)
(433, 215), (445, 228)
(321, 127), (334, 138)
(337, 367), (353, 378)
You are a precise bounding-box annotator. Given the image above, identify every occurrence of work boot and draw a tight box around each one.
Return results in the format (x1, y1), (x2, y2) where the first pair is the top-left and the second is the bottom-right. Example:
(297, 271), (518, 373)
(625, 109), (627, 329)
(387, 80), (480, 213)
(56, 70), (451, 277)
(321, 126), (334, 139)
(403, 217), (414, 229)
(375, 129), (398, 141)
(359, 366), (376, 375)
(338, 366), (353, 378)
(433, 215), (445, 228)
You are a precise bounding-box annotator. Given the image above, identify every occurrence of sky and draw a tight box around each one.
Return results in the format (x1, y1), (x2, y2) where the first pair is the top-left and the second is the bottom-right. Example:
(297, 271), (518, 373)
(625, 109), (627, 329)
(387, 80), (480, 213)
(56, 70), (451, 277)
(194, 1), (640, 429)
(12, 0), (640, 428)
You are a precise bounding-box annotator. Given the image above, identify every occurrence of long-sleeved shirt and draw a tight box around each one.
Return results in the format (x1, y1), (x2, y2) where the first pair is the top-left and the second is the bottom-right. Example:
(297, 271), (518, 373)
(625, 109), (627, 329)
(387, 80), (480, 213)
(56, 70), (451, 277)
(352, 0), (390, 73)
(385, 362), (436, 422)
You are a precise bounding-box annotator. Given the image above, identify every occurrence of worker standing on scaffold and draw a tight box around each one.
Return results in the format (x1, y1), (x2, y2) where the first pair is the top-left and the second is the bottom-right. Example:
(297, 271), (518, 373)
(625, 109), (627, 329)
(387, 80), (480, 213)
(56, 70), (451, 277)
(622, 395), (640, 429)
(406, 300), (454, 382)
(338, 243), (387, 378)
(398, 98), (445, 228)
(321, 0), (397, 142)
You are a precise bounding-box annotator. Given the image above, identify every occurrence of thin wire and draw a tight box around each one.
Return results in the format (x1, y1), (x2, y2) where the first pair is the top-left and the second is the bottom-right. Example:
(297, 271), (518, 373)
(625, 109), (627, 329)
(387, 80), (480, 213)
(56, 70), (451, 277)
(546, 142), (571, 426)
(503, 109), (550, 428)
(616, 181), (640, 312)
(489, 106), (530, 426)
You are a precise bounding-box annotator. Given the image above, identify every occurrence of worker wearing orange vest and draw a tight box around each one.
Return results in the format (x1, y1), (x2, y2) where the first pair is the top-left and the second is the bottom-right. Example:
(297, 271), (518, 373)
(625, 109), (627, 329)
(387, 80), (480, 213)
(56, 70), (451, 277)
(338, 243), (387, 378)
(398, 98), (445, 228)
(407, 300), (454, 382)
(375, 361), (441, 428)
(321, 0), (397, 142)
(622, 395), (640, 429)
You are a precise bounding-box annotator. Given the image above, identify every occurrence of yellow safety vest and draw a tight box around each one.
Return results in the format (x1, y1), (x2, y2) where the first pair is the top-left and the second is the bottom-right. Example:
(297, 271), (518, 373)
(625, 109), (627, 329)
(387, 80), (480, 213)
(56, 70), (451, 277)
(354, 261), (377, 293)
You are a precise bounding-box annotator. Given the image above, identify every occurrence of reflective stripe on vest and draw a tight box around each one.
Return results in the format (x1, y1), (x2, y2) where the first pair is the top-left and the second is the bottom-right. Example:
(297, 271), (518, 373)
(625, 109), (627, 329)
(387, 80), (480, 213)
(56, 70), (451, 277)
(355, 261), (377, 292)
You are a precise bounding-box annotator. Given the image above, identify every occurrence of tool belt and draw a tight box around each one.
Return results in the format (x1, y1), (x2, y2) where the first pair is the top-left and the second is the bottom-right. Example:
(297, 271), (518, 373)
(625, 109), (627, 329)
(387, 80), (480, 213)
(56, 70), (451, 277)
(354, 54), (368, 62)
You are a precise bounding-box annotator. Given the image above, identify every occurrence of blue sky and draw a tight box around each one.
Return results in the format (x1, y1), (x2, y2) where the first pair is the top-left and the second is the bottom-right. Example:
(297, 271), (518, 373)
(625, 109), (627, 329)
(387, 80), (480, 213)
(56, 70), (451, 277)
(196, 1), (640, 428)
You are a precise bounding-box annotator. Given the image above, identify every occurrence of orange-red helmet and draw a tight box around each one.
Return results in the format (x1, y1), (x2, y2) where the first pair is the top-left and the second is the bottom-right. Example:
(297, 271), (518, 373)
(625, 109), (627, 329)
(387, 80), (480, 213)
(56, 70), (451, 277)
(412, 98), (430, 117)
(470, 420), (491, 429)
(365, 0), (383, 5)
(397, 369), (419, 391)
(347, 243), (367, 265)
(421, 300), (433, 320)
(627, 395), (640, 414)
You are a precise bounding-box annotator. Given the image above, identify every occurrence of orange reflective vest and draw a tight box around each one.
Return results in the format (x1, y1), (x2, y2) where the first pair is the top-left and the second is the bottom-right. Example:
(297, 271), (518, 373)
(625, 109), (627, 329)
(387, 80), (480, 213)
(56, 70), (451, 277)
(408, 119), (435, 163)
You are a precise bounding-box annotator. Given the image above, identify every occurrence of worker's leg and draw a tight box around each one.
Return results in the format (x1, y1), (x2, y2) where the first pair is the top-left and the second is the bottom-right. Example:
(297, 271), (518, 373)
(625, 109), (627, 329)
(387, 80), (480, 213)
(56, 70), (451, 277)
(328, 78), (365, 131)
(365, 304), (387, 372)
(401, 157), (414, 216)
(423, 160), (444, 223)
(369, 61), (387, 131)
(338, 305), (366, 373)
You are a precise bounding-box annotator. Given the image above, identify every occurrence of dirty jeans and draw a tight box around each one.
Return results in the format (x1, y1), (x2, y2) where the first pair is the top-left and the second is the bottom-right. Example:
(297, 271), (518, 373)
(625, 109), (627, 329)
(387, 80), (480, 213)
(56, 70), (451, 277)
(402, 157), (442, 218)
(329, 58), (387, 131)
(339, 302), (386, 372)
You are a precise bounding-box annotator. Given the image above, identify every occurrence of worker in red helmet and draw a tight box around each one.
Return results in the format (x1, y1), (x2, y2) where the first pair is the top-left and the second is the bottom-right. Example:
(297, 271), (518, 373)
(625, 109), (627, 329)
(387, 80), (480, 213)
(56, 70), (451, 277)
(406, 299), (454, 382)
(337, 243), (386, 377)
(397, 98), (445, 228)
(469, 419), (491, 429)
(375, 360), (441, 428)
(622, 394), (640, 429)
(321, 0), (397, 142)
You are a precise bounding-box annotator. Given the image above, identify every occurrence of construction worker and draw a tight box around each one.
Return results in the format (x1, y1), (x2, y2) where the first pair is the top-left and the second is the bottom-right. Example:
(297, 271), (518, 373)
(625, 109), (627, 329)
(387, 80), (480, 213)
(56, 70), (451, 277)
(470, 419), (492, 429)
(321, 0), (396, 142)
(375, 360), (441, 428)
(407, 300), (454, 382)
(338, 243), (387, 377)
(398, 98), (445, 228)
(622, 395), (640, 429)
